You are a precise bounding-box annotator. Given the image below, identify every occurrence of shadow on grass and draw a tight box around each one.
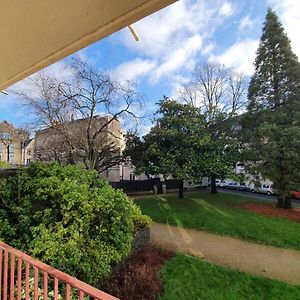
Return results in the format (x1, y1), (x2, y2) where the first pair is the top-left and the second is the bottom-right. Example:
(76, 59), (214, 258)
(154, 194), (234, 225)
(136, 191), (300, 250)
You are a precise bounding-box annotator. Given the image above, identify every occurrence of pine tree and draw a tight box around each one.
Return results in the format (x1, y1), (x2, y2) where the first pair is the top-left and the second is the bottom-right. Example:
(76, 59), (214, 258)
(244, 9), (300, 208)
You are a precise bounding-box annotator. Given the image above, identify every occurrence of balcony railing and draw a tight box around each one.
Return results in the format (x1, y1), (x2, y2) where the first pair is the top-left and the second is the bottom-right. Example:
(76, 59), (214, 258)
(0, 241), (119, 300)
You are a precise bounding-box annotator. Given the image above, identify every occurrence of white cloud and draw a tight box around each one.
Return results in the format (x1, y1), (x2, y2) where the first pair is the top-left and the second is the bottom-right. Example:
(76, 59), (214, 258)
(239, 15), (255, 31)
(202, 43), (215, 56)
(211, 39), (259, 75)
(151, 35), (202, 83)
(113, 0), (236, 85)
(212, 1), (300, 77)
(10, 61), (73, 96)
(118, 0), (214, 58)
(219, 2), (234, 17)
(267, 0), (300, 59)
(169, 74), (191, 99)
(110, 58), (157, 82)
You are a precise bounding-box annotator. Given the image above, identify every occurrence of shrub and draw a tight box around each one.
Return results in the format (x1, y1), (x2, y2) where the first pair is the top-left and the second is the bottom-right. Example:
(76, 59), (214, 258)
(0, 162), (150, 286)
(0, 161), (10, 169)
(132, 204), (152, 230)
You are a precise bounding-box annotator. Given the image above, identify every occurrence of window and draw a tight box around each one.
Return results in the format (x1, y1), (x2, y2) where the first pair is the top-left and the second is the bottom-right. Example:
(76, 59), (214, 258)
(9, 144), (15, 154)
(263, 184), (270, 188)
(130, 173), (136, 181)
(4, 133), (11, 140)
(9, 154), (14, 163)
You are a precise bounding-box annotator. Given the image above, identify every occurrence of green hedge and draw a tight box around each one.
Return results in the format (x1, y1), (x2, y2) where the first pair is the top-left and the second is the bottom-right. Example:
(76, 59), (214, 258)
(0, 162), (150, 286)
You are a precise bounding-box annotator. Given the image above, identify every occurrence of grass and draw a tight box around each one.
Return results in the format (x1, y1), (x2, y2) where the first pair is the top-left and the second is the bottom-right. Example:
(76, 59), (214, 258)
(160, 253), (300, 300)
(134, 191), (300, 250)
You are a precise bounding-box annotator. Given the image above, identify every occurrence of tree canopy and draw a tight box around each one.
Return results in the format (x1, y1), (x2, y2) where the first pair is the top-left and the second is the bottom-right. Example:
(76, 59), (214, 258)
(179, 62), (246, 192)
(242, 9), (300, 208)
(126, 98), (206, 197)
(125, 96), (241, 197)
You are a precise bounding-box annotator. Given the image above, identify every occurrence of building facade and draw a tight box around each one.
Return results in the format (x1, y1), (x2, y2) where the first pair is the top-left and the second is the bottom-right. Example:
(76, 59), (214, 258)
(35, 116), (124, 181)
(0, 121), (31, 166)
(22, 138), (35, 165)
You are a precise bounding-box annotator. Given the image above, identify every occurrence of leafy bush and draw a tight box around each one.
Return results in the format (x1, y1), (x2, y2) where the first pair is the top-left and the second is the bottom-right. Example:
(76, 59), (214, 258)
(0, 161), (10, 169)
(0, 162), (150, 286)
(132, 204), (151, 230)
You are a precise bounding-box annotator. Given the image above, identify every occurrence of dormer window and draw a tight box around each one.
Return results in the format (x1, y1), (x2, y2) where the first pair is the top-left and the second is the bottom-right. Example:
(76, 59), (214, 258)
(4, 133), (11, 139)
(0, 133), (11, 140)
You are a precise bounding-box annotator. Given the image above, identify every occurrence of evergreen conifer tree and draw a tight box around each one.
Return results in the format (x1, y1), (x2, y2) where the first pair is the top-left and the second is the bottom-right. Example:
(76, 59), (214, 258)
(244, 9), (300, 208)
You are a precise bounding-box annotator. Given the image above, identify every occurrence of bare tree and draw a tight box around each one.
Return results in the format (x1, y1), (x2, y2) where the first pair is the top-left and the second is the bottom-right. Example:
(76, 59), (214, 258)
(228, 72), (248, 115)
(15, 59), (144, 173)
(180, 62), (247, 120)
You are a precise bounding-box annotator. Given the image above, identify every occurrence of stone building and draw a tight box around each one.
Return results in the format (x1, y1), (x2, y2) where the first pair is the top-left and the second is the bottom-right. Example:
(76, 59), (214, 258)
(0, 121), (30, 166)
(22, 138), (35, 165)
(35, 116), (123, 181)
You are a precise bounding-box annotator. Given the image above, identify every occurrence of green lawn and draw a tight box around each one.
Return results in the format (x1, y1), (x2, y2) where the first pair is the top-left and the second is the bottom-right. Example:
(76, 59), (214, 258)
(135, 191), (300, 250)
(160, 254), (300, 300)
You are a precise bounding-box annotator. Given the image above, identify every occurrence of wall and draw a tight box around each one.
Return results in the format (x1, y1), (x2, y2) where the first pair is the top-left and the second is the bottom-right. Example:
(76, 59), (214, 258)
(0, 121), (28, 165)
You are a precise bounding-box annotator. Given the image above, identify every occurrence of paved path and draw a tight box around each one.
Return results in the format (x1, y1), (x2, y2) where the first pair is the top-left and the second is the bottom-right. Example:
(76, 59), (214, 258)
(151, 223), (300, 286)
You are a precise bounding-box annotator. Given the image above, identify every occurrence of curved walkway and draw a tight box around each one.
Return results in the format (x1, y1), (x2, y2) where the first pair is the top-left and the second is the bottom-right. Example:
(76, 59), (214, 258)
(151, 223), (300, 286)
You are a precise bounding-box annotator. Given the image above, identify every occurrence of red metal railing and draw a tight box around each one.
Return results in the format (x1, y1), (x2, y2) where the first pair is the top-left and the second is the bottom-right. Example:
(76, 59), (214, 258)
(0, 241), (119, 300)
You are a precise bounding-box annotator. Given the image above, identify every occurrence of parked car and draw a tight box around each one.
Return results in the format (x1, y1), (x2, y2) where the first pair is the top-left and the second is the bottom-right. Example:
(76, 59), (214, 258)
(216, 179), (227, 188)
(237, 182), (248, 191)
(250, 183), (274, 195)
(223, 182), (248, 191)
(290, 190), (300, 199)
(225, 182), (240, 190)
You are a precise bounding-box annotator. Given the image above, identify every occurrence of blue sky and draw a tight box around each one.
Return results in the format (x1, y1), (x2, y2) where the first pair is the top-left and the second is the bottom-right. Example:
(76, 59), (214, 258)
(1, 0), (300, 134)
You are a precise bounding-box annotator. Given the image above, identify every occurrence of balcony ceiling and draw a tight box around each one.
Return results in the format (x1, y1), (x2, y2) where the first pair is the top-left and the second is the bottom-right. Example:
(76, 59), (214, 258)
(0, 0), (176, 90)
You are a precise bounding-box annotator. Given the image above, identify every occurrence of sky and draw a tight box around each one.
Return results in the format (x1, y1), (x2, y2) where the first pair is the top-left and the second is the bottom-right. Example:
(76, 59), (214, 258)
(1, 0), (300, 134)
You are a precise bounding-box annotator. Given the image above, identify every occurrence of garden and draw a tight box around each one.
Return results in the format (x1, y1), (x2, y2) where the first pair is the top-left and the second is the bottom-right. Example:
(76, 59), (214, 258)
(134, 191), (300, 250)
(0, 162), (150, 290)
(1, 164), (300, 299)
(103, 244), (300, 300)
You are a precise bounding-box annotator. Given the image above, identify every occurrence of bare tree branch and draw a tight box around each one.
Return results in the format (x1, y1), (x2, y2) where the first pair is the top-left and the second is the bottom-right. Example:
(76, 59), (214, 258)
(14, 58), (144, 173)
(180, 62), (247, 122)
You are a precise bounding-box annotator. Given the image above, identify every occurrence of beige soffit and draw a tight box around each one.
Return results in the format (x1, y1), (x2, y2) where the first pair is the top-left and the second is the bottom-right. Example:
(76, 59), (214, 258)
(0, 0), (177, 90)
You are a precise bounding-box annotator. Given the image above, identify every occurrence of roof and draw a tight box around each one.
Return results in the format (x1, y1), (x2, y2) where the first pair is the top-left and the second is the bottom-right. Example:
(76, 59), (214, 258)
(23, 138), (35, 147)
(0, 0), (177, 90)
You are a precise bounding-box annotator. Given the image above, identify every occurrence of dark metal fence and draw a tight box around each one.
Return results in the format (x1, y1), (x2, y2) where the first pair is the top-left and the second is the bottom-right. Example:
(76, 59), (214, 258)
(0, 169), (18, 179)
(110, 179), (181, 194)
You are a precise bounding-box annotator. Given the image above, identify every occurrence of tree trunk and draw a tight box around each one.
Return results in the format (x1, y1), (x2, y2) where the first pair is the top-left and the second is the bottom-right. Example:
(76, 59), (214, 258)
(153, 184), (158, 195)
(179, 179), (184, 199)
(210, 175), (217, 194)
(162, 181), (167, 194)
(6, 145), (10, 162)
(67, 150), (76, 165)
(276, 195), (292, 209)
